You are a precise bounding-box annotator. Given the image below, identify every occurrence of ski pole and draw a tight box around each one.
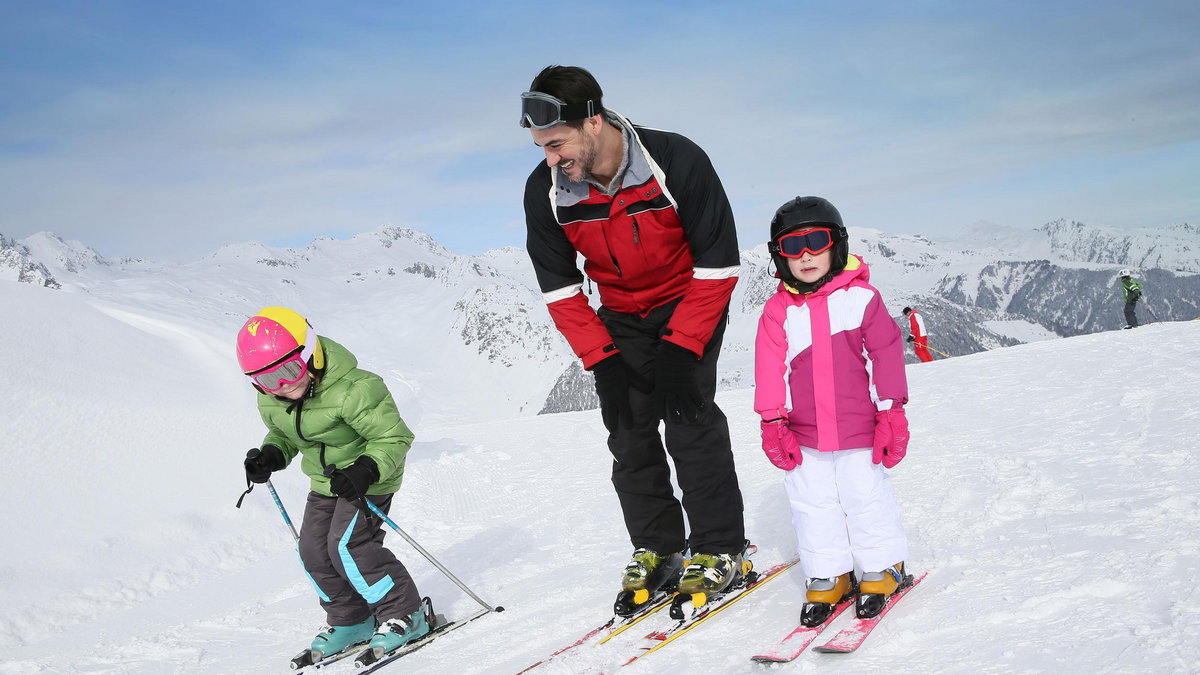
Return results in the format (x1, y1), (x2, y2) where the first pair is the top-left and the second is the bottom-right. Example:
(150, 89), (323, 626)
(265, 478), (301, 543)
(361, 498), (502, 613)
(1144, 301), (1161, 322)
(926, 344), (952, 358)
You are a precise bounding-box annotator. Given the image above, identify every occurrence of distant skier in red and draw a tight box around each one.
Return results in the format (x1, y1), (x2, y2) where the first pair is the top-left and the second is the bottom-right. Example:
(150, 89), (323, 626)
(902, 307), (934, 363)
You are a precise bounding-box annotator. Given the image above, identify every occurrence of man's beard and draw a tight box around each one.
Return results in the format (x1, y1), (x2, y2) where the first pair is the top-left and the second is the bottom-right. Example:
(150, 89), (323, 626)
(577, 138), (601, 184)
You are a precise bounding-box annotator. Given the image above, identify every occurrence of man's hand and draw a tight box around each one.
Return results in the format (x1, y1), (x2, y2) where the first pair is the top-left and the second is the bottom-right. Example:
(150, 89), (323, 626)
(591, 354), (644, 432)
(654, 342), (706, 424)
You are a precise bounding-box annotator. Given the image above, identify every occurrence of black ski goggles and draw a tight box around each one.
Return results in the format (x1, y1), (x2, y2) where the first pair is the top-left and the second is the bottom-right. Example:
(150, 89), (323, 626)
(519, 91), (602, 129)
(769, 227), (836, 258)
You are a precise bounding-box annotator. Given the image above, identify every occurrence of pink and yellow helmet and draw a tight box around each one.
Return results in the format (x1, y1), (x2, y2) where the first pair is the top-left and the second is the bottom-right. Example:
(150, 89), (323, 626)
(236, 306), (325, 375)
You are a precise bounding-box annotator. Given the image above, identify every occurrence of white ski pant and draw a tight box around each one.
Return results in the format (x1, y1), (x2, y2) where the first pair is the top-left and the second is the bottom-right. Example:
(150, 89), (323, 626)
(783, 446), (908, 580)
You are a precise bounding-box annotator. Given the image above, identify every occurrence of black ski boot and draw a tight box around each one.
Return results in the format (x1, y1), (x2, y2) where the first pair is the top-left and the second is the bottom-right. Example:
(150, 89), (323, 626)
(614, 548), (683, 617)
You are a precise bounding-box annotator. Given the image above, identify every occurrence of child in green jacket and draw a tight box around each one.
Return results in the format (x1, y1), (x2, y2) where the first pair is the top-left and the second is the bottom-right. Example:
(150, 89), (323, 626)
(236, 306), (428, 663)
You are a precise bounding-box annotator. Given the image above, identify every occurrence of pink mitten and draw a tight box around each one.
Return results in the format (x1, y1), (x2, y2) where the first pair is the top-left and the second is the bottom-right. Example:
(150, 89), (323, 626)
(872, 407), (910, 468)
(760, 418), (801, 470)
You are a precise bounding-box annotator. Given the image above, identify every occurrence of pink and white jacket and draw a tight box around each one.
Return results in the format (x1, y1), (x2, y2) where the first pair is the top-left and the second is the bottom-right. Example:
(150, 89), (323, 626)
(754, 255), (908, 452)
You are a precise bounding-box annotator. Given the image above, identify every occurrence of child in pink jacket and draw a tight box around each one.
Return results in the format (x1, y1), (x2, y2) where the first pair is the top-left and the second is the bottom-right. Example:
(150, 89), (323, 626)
(754, 196), (913, 626)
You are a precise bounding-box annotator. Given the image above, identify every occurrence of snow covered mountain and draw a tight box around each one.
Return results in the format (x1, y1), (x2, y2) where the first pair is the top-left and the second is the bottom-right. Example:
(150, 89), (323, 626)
(2, 273), (1198, 674)
(3, 218), (1198, 423)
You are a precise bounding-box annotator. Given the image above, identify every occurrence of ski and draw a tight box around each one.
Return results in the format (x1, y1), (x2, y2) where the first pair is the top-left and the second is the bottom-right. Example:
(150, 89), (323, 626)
(513, 590), (675, 674)
(619, 558), (801, 668)
(749, 596), (855, 663)
(811, 572), (927, 654)
(351, 606), (491, 673)
(290, 641), (371, 670)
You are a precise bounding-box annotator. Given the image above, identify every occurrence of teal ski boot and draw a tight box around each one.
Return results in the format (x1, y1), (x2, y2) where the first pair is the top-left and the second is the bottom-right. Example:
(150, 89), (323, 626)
(363, 606), (430, 658)
(289, 616), (375, 667)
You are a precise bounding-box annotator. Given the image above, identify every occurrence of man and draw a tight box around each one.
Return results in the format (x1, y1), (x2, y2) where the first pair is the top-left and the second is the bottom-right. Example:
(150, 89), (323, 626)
(520, 65), (747, 615)
(1118, 269), (1144, 328)
(902, 307), (934, 362)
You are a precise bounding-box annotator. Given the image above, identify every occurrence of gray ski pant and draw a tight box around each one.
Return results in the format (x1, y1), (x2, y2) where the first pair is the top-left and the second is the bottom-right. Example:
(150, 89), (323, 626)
(298, 492), (421, 626)
(1124, 300), (1139, 327)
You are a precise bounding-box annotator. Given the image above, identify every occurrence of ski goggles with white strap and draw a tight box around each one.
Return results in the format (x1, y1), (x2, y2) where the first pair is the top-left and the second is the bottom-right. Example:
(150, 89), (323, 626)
(519, 91), (602, 129)
(769, 227), (836, 258)
(247, 351), (309, 392)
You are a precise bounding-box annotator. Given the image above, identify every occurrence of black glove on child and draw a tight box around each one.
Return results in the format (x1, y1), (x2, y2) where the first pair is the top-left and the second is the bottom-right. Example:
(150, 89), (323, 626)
(244, 445), (286, 484)
(654, 342), (707, 424)
(328, 456), (380, 501)
(906, 335), (915, 343)
(592, 354), (647, 433)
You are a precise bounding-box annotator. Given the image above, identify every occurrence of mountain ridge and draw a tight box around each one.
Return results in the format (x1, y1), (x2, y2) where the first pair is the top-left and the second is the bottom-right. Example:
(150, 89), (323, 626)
(4, 219), (1198, 421)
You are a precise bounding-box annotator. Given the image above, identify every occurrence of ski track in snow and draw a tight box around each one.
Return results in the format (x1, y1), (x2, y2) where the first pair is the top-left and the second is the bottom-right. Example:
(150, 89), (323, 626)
(3, 280), (1200, 674)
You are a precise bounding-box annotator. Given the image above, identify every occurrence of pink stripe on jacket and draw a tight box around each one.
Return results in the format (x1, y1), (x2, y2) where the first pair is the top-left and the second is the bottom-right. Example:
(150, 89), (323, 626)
(754, 255), (908, 451)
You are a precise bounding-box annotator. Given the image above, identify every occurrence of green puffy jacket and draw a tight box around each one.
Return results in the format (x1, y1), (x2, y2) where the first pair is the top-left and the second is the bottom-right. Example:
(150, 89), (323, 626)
(256, 337), (413, 496)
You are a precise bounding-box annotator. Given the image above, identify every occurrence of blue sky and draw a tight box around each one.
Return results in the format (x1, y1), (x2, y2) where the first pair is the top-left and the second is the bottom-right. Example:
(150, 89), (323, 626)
(2, 0), (1198, 261)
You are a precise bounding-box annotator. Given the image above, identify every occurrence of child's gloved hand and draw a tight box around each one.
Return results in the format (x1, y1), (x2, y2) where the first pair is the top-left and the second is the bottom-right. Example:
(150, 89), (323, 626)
(760, 417), (801, 470)
(328, 456), (380, 501)
(872, 407), (909, 468)
(244, 445), (285, 484)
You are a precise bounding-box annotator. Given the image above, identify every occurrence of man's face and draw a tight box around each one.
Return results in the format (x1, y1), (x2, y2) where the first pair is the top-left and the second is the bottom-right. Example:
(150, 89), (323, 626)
(530, 122), (598, 183)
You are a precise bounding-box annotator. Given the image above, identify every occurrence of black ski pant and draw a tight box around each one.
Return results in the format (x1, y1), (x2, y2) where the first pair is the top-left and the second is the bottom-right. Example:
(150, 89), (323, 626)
(1124, 300), (1139, 327)
(299, 492), (421, 627)
(597, 299), (746, 557)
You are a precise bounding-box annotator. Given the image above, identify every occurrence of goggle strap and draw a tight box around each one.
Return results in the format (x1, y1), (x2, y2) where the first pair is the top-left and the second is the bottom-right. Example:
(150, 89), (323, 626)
(557, 99), (598, 120)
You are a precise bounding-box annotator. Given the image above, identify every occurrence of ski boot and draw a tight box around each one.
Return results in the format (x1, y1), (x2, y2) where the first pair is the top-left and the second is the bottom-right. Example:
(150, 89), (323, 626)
(289, 616), (375, 668)
(359, 603), (431, 663)
(857, 562), (911, 618)
(614, 548), (683, 616)
(671, 544), (755, 620)
(801, 572), (857, 627)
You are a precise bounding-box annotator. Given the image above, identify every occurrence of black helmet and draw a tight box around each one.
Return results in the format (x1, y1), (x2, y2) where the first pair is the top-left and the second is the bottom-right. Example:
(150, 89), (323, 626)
(767, 196), (849, 289)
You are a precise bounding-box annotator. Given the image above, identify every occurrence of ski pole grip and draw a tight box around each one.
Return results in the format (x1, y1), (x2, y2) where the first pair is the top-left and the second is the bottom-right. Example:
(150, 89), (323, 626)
(246, 447), (261, 460)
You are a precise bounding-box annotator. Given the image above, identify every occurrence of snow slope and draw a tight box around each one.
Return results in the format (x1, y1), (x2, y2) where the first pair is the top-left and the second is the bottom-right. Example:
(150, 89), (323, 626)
(2, 278), (1198, 674)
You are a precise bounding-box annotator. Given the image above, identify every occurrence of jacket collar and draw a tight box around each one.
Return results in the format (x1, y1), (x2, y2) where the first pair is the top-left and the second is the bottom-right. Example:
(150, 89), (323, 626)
(781, 254), (869, 296)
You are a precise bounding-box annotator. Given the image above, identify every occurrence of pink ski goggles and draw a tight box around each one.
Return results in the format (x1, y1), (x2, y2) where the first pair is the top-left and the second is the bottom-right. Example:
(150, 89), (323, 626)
(246, 351), (309, 392)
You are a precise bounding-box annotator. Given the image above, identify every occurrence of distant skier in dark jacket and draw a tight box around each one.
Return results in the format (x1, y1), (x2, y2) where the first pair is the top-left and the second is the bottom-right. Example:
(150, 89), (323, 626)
(1118, 269), (1144, 328)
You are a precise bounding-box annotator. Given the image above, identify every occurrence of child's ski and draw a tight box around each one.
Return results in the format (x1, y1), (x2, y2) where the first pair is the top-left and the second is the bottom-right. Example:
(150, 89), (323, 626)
(749, 595), (855, 663)
(812, 572), (926, 654)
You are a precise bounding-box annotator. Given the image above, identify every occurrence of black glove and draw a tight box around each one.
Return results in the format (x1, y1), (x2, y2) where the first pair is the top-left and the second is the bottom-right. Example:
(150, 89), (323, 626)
(244, 445), (286, 484)
(654, 342), (707, 424)
(328, 456), (380, 501)
(1131, 292), (1142, 302)
(906, 335), (915, 343)
(592, 354), (645, 433)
